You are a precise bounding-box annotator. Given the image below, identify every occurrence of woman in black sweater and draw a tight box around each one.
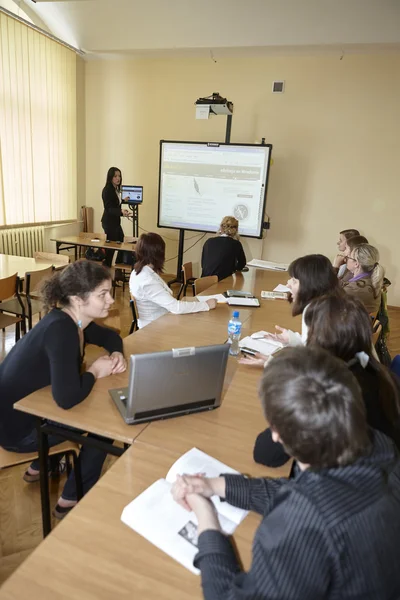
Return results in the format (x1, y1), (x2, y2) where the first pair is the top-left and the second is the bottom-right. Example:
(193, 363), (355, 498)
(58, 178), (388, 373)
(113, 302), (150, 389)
(201, 216), (246, 281)
(101, 166), (130, 267)
(0, 260), (126, 518)
(253, 294), (400, 467)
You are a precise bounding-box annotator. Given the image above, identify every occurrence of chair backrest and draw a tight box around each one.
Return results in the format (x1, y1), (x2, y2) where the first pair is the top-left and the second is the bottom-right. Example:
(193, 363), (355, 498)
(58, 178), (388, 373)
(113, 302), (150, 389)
(372, 319), (382, 346)
(24, 265), (54, 295)
(79, 232), (106, 240)
(0, 273), (18, 302)
(130, 296), (139, 331)
(34, 251), (70, 265)
(182, 262), (193, 283)
(194, 275), (218, 295)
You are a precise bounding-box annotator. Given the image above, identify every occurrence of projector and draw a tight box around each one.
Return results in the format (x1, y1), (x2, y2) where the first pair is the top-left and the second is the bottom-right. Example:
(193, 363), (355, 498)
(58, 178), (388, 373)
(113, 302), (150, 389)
(195, 92), (233, 119)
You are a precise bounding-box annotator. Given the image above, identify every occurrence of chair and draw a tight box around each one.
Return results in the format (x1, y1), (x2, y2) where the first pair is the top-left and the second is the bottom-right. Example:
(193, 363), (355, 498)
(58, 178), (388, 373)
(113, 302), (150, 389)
(177, 262), (196, 300)
(194, 275), (218, 296)
(372, 319), (382, 346)
(0, 266), (54, 331)
(112, 236), (136, 297)
(34, 252), (70, 270)
(0, 273), (25, 341)
(129, 296), (139, 334)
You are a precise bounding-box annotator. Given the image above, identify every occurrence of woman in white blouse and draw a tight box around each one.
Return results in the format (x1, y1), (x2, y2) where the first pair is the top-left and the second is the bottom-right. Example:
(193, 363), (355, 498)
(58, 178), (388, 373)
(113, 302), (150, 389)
(129, 233), (217, 328)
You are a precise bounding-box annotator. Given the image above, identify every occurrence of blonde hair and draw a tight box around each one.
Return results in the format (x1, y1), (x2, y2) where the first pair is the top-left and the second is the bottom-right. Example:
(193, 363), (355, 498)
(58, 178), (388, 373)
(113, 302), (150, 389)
(218, 216), (239, 238)
(353, 244), (385, 297)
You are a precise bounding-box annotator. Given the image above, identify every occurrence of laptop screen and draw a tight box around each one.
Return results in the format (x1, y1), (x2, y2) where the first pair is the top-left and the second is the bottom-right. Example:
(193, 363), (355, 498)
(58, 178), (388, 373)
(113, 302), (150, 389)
(121, 185), (143, 204)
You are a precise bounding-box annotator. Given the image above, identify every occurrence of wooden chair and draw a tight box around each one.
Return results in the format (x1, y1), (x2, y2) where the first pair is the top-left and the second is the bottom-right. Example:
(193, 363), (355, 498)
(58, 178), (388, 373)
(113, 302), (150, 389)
(34, 252), (70, 270)
(194, 275), (218, 296)
(129, 295), (139, 334)
(177, 262), (196, 300)
(112, 236), (136, 297)
(0, 273), (23, 343)
(0, 441), (80, 475)
(24, 265), (54, 329)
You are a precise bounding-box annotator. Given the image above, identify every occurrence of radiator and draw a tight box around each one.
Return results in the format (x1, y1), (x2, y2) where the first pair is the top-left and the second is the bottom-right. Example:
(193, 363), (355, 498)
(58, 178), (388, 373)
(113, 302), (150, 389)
(0, 226), (45, 257)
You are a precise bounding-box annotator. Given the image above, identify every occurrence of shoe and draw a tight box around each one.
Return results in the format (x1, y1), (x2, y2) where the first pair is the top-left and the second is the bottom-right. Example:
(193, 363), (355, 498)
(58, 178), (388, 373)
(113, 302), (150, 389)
(23, 460), (67, 483)
(52, 503), (75, 520)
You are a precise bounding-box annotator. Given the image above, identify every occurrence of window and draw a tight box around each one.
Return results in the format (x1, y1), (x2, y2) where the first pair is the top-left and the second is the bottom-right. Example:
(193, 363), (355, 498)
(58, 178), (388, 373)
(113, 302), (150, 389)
(0, 11), (77, 226)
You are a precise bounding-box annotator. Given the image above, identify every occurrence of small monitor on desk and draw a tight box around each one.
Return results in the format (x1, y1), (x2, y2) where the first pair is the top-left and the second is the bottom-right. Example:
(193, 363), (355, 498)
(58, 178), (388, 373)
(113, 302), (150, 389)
(121, 185), (143, 205)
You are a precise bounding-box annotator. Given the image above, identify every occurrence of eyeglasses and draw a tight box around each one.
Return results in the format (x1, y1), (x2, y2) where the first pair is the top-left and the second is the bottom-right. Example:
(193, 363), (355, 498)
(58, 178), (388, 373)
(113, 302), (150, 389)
(346, 256), (357, 263)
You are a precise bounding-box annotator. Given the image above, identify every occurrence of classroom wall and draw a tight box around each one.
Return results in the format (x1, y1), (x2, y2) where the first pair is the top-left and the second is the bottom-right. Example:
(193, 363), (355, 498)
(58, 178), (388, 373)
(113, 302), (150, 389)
(84, 52), (400, 305)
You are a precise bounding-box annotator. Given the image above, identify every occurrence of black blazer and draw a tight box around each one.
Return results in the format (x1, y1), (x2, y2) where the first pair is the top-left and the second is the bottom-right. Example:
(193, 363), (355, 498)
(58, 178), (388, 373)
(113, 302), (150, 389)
(101, 184), (122, 231)
(201, 236), (246, 281)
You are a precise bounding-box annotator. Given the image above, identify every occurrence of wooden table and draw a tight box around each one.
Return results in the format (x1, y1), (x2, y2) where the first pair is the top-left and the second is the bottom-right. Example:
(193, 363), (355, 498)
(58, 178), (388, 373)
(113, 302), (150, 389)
(0, 430), (290, 600)
(0, 254), (55, 279)
(3, 268), (299, 596)
(52, 235), (137, 260)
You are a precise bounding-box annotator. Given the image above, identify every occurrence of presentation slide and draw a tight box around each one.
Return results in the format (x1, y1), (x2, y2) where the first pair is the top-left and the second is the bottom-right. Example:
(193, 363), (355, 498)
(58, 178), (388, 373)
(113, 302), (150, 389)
(121, 185), (143, 204)
(157, 142), (272, 238)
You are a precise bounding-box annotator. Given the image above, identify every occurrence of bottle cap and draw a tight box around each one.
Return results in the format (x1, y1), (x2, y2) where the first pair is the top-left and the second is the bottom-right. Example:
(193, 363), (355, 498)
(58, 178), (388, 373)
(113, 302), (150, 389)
(233, 311), (239, 318)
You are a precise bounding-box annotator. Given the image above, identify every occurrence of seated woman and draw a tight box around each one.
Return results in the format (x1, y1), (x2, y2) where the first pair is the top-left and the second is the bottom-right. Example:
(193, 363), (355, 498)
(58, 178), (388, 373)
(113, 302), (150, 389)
(172, 347), (400, 599)
(259, 253), (340, 347)
(253, 294), (400, 467)
(333, 227), (360, 277)
(336, 234), (369, 282)
(201, 216), (246, 281)
(0, 260), (126, 519)
(341, 243), (384, 315)
(129, 232), (217, 329)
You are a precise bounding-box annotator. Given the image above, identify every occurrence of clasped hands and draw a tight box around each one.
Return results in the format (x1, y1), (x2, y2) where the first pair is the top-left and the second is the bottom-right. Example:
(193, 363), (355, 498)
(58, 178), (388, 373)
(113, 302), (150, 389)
(171, 474), (226, 535)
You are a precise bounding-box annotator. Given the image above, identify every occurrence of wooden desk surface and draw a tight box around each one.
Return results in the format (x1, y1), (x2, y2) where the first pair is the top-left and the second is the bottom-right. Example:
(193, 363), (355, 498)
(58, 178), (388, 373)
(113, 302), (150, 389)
(51, 235), (137, 252)
(0, 439), (288, 600)
(0, 254), (55, 280)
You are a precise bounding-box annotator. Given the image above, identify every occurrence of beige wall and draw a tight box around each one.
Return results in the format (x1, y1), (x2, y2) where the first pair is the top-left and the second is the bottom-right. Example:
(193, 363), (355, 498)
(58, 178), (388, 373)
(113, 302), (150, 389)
(85, 52), (400, 305)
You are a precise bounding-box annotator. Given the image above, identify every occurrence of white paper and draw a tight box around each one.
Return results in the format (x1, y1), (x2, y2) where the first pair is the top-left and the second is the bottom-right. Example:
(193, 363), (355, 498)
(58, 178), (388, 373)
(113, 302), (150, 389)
(196, 294), (228, 304)
(247, 259), (289, 271)
(121, 449), (248, 575)
(195, 105), (210, 120)
(165, 448), (247, 525)
(273, 284), (291, 292)
(227, 297), (260, 307)
(239, 335), (284, 356)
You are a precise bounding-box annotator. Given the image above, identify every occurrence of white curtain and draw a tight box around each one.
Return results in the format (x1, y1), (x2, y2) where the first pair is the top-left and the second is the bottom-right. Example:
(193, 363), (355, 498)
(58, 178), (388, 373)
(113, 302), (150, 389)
(0, 11), (77, 226)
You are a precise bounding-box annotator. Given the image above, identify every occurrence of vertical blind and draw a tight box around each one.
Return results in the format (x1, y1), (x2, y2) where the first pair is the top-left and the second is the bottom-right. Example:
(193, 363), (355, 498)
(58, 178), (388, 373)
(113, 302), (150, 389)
(0, 11), (77, 226)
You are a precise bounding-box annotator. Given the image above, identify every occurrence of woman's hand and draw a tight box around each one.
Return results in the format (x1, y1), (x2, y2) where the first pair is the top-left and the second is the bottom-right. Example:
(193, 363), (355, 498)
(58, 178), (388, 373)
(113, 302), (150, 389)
(110, 351), (127, 374)
(206, 298), (217, 310)
(122, 209), (130, 217)
(185, 494), (221, 535)
(238, 352), (269, 367)
(264, 325), (290, 344)
(87, 355), (114, 379)
(333, 253), (346, 268)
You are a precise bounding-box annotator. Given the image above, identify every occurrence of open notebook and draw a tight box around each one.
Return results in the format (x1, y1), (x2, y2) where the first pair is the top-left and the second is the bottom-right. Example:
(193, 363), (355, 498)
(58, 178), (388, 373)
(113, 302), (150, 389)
(247, 259), (289, 271)
(121, 448), (248, 574)
(239, 331), (285, 355)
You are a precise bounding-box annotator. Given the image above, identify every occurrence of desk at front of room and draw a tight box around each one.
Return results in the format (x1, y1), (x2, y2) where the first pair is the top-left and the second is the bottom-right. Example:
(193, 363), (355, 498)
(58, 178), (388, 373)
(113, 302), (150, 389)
(0, 269), (297, 599)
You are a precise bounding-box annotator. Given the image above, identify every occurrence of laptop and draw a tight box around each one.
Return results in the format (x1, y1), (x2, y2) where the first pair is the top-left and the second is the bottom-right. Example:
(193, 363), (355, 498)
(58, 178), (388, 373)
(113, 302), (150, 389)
(121, 185), (143, 205)
(109, 344), (229, 424)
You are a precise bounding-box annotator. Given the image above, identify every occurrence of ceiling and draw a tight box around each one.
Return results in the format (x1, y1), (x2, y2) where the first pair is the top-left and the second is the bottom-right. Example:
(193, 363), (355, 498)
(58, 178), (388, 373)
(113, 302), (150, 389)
(9, 0), (400, 58)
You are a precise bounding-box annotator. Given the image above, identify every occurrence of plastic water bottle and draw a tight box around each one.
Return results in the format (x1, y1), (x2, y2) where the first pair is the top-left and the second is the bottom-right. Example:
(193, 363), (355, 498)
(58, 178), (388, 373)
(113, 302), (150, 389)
(228, 311), (242, 356)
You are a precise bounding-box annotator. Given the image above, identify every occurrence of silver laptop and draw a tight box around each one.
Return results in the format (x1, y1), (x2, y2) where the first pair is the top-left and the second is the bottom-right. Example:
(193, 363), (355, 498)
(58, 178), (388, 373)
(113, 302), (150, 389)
(109, 344), (229, 424)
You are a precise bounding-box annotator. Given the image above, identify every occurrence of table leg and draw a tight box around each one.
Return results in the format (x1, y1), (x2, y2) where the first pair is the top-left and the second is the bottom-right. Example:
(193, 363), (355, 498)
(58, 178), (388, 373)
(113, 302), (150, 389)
(75, 245), (78, 261)
(56, 241), (61, 254)
(36, 418), (51, 538)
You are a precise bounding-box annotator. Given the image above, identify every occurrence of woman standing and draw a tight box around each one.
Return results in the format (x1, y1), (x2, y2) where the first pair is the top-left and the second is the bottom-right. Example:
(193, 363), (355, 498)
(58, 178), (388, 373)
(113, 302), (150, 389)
(101, 167), (130, 267)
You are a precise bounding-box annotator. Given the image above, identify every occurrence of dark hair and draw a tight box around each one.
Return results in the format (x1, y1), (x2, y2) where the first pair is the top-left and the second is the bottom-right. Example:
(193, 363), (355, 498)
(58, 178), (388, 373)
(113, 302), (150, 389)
(346, 235), (369, 252)
(105, 167), (122, 191)
(40, 260), (112, 313)
(259, 346), (371, 468)
(340, 228), (360, 240)
(134, 233), (166, 275)
(305, 294), (400, 425)
(288, 254), (340, 316)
